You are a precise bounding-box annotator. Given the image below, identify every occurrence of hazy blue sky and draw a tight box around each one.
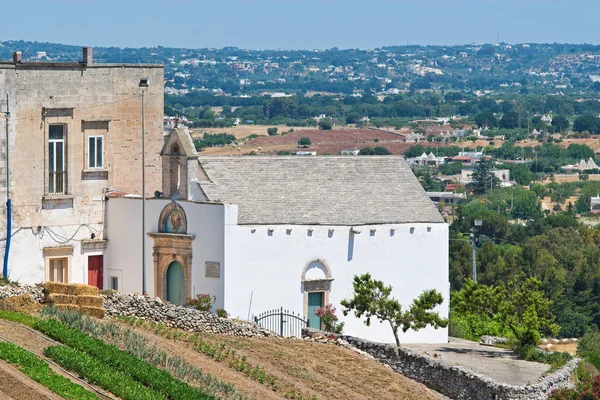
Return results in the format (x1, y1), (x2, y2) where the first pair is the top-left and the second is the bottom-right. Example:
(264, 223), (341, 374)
(2, 0), (597, 49)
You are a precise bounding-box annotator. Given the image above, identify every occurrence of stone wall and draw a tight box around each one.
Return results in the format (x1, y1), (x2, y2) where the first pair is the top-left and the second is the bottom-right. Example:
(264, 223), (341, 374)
(103, 292), (276, 338)
(303, 328), (578, 400)
(0, 284), (44, 302)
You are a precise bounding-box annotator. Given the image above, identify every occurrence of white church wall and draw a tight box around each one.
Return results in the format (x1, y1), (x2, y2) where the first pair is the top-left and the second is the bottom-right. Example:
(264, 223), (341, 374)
(8, 224), (103, 285)
(105, 197), (226, 306)
(223, 222), (449, 344)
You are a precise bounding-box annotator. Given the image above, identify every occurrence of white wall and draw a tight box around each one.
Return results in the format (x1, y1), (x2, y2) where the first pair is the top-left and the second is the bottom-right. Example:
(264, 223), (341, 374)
(8, 223), (102, 285)
(223, 222), (449, 344)
(105, 197), (226, 307)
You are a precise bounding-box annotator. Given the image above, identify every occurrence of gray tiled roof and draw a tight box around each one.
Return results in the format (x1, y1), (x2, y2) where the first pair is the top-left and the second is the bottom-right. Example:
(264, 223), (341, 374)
(197, 156), (444, 225)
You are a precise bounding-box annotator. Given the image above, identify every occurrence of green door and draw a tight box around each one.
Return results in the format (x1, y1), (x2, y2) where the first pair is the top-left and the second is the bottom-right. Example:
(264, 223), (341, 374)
(308, 292), (323, 330)
(166, 262), (185, 305)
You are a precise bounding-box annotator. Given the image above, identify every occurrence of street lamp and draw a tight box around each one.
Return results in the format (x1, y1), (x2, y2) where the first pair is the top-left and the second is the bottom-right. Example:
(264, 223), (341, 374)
(139, 78), (149, 295)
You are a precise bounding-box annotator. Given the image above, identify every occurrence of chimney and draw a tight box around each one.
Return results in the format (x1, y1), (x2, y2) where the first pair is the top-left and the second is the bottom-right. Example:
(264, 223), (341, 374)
(12, 51), (22, 63)
(82, 47), (93, 64)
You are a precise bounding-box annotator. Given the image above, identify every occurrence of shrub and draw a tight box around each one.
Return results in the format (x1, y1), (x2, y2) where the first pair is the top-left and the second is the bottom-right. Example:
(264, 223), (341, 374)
(359, 147), (375, 155)
(45, 346), (164, 400)
(0, 342), (97, 400)
(549, 375), (600, 399)
(215, 309), (228, 318)
(578, 329), (600, 371)
(35, 319), (215, 400)
(448, 312), (514, 342)
(298, 137), (312, 146)
(267, 127), (278, 136)
(318, 119), (333, 130)
(277, 150), (291, 155)
(315, 304), (344, 334)
(187, 294), (215, 312)
(373, 146), (391, 155)
(557, 310), (592, 338)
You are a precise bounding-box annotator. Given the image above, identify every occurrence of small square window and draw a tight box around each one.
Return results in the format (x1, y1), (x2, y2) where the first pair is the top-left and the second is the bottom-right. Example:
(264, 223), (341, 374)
(88, 136), (104, 169)
(110, 276), (119, 291)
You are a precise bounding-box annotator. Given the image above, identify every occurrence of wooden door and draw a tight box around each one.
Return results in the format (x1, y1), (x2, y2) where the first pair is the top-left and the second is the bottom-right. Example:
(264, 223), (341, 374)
(88, 255), (103, 289)
(166, 262), (185, 305)
(308, 292), (323, 330)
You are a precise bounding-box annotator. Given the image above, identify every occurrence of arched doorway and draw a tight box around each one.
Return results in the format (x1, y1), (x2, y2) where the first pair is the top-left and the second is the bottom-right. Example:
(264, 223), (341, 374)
(166, 261), (185, 305)
(301, 259), (334, 330)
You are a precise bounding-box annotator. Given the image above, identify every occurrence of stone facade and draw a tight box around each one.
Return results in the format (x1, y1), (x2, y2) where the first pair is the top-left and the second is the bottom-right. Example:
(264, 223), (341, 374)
(303, 328), (578, 400)
(0, 49), (164, 285)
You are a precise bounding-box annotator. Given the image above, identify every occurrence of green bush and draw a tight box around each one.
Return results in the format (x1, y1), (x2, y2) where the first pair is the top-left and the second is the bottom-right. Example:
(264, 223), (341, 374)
(267, 127), (278, 136)
(186, 294), (215, 312)
(448, 312), (514, 342)
(557, 310), (592, 338)
(578, 329), (600, 371)
(45, 346), (164, 400)
(0, 342), (97, 400)
(35, 319), (215, 400)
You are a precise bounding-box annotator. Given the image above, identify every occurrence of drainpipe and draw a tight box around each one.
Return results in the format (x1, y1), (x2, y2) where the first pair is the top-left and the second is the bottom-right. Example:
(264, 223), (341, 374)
(3, 93), (11, 278)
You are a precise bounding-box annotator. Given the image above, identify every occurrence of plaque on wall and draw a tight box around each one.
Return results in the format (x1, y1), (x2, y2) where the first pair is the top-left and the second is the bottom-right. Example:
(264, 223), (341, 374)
(205, 262), (220, 278)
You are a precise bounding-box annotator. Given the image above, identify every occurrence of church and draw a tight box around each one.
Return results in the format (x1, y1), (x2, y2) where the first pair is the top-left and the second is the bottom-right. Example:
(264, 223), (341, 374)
(104, 127), (450, 344)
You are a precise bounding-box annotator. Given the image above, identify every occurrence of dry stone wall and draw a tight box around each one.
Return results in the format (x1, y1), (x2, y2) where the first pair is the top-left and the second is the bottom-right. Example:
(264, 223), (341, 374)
(102, 293), (275, 338)
(303, 328), (578, 400)
(0, 284), (44, 302)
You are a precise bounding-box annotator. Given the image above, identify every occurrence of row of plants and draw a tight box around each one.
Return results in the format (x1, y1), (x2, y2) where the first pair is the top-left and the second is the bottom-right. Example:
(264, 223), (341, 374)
(0, 341), (98, 400)
(117, 315), (318, 399)
(44, 345), (165, 400)
(34, 318), (215, 400)
(43, 308), (245, 400)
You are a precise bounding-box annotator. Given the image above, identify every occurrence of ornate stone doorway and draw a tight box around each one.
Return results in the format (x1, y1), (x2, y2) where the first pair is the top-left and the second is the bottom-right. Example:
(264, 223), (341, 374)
(149, 201), (194, 303)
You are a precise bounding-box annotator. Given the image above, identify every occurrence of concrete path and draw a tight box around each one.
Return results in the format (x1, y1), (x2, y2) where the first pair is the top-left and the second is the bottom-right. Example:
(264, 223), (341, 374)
(403, 337), (550, 386)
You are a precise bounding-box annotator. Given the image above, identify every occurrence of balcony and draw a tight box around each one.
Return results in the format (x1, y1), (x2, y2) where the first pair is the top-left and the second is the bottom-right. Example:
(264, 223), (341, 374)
(48, 170), (67, 195)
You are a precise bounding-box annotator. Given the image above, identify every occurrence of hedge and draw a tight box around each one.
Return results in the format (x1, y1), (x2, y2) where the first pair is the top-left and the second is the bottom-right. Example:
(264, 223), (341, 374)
(35, 319), (215, 400)
(45, 345), (164, 400)
(0, 341), (97, 400)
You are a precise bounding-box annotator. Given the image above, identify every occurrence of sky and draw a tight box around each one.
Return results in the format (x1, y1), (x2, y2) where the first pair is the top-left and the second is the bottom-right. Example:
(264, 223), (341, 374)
(1, 0), (598, 50)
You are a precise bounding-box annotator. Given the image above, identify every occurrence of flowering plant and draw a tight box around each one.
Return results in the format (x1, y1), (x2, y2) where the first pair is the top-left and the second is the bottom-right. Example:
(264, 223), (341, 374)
(215, 308), (229, 318)
(549, 375), (600, 400)
(186, 294), (215, 312)
(315, 304), (344, 334)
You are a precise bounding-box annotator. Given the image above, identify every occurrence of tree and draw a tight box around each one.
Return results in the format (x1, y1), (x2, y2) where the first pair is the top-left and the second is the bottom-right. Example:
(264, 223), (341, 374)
(573, 114), (600, 134)
(341, 273), (448, 347)
(551, 115), (569, 133)
(452, 274), (559, 352)
(474, 111), (497, 128)
(267, 127), (278, 136)
(346, 112), (361, 124)
(359, 147), (375, 155)
(373, 146), (391, 155)
(470, 160), (500, 195)
(298, 137), (312, 146)
(318, 119), (333, 130)
(500, 111), (520, 129)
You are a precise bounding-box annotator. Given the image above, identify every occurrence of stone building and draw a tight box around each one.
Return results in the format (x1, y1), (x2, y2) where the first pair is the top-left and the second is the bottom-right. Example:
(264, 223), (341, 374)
(106, 128), (449, 344)
(0, 48), (164, 285)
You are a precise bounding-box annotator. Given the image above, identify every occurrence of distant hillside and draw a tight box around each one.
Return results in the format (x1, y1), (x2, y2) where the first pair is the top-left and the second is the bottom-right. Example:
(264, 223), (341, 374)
(2, 40), (600, 96)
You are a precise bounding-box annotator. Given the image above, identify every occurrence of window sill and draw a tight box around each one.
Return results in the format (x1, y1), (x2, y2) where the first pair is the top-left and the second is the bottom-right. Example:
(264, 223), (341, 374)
(42, 195), (74, 210)
(82, 169), (108, 180)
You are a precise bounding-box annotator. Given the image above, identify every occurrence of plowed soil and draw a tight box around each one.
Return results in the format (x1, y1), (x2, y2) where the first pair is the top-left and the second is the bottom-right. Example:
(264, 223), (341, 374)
(0, 360), (63, 400)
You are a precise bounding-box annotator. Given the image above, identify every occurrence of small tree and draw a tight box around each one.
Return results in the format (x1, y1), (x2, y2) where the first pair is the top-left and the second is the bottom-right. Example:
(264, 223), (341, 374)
(298, 137), (312, 146)
(373, 146), (391, 155)
(452, 274), (559, 353)
(341, 273), (448, 347)
(267, 127), (278, 136)
(318, 119), (333, 130)
(359, 147), (375, 155)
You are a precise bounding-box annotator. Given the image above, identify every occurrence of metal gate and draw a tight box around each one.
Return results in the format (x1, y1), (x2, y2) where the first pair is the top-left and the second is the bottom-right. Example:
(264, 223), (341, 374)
(254, 307), (309, 337)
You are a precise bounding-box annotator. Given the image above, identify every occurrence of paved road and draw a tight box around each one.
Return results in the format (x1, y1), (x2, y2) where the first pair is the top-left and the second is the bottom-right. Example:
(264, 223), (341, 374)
(403, 337), (550, 386)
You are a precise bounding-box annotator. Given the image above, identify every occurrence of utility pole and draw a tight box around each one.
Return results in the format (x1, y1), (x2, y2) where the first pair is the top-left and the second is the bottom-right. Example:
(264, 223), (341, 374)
(471, 220), (482, 282)
(3, 93), (10, 279)
(139, 79), (149, 295)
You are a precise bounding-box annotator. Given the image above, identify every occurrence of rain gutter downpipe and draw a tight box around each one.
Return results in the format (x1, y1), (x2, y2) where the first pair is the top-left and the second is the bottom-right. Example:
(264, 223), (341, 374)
(3, 93), (10, 279)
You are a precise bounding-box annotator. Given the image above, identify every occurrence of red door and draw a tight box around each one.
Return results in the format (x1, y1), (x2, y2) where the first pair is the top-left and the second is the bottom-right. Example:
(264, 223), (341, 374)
(88, 255), (103, 289)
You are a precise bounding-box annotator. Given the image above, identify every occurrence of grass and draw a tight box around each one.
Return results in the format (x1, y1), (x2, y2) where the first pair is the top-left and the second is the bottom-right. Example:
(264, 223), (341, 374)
(0, 341), (98, 400)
